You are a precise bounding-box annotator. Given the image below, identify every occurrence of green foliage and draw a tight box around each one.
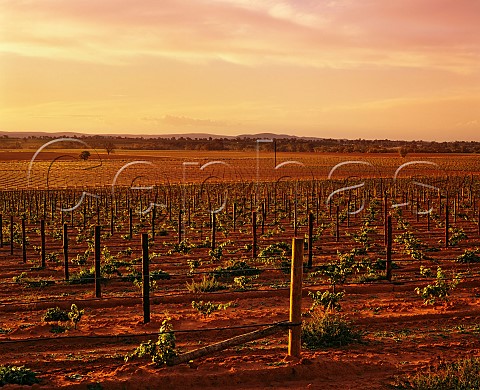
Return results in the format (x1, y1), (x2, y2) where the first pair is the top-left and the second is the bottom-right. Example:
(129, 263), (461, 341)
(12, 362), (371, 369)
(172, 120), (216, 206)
(167, 239), (194, 255)
(210, 260), (261, 280)
(419, 266), (433, 278)
(233, 275), (258, 290)
(301, 311), (360, 350)
(415, 267), (460, 305)
(68, 267), (95, 284)
(150, 270), (171, 281)
(448, 227), (467, 247)
(191, 300), (233, 317)
(312, 250), (357, 292)
(186, 276), (225, 293)
(258, 242), (291, 258)
(308, 290), (344, 312)
(12, 272), (54, 288)
(43, 307), (69, 322)
(349, 223), (377, 252)
(187, 258), (201, 274)
(79, 150), (91, 160)
(392, 357), (480, 389)
(394, 230), (426, 260)
(68, 304), (84, 330)
(0, 365), (39, 386)
(456, 248), (480, 264)
(125, 318), (177, 366)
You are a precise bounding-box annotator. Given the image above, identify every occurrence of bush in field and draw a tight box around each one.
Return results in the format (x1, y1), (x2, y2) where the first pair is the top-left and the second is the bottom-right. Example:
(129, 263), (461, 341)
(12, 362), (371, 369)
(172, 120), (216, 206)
(392, 357), (480, 389)
(448, 227), (467, 247)
(0, 365), (39, 386)
(308, 290), (344, 312)
(233, 275), (258, 290)
(43, 307), (69, 322)
(68, 304), (84, 330)
(312, 250), (356, 293)
(186, 276), (225, 293)
(210, 260), (261, 280)
(191, 301), (233, 317)
(125, 318), (177, 366)
(455, 248), (480, 264)
(302, 311), (360, 349)
(415, 267), (459, 305)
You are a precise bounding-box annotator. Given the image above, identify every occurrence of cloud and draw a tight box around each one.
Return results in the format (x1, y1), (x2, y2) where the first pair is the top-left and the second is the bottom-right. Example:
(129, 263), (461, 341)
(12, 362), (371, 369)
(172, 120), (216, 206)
(143, 115), (225, 127)
(0, 0), (478, 71)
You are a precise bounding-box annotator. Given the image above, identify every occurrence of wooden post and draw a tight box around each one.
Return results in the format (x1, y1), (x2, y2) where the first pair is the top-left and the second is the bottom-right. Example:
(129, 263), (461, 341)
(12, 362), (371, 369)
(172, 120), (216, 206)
(129, 208), (133, 239)
(110, 212), (114, 236)
(445, 200), (449, 248)
(261, 202), (265, 235)
(178, 209), (182, 244)
(0, 214), (3, 248)
(63, 223), (69, 281)
(427, 199), (431, 231)
(233, 202), (237, 232)
(142, 233), (150, 324)
(21, 218), (26, 263)
(289, 237), (304, 358)
(252, 211), (257, 258)
(151, 205), (156, 240)
(94, 226), (101, 298)
(386, 215), (392, 282)
(211, 212), (216, 250)
(335, 205), (340, 242)
(308, 212), (313, 269)
(40, 220), (46, 268)
(10, 215), (14, 255)
(384, 195), (388, 245)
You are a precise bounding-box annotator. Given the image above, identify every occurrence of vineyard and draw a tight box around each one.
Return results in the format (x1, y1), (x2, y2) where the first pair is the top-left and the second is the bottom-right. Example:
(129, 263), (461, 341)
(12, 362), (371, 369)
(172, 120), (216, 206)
(0, 150), (479, 389)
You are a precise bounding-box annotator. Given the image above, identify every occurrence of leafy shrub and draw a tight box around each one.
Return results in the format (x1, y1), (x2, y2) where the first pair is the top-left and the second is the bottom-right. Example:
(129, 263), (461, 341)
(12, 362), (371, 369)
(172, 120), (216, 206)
(312, 250), (356, 292)
(186, 276), (225, 293)
(12, 272), (54, 288)
(415, 267), (459, 305)
(233, 275), (258, 290)
(167, 239), (193, 255)
(302, 311), (360, 349)
(43, 307), (69, 322)
(0, 365), (39, 386)
(150, 270), (171, 281)
(210, 261), (261, 280)
(456, 248), (480, 264)
(392, 357), (480, 389)
(125, 318), (177, 366)
(258, 242), (291, 258)
(448, 227), (467, 247)
(308, 290), (344, 312)
(191, 301), (233, 317)
(68, 267), (95, 284)
(68, 304), (84, 330)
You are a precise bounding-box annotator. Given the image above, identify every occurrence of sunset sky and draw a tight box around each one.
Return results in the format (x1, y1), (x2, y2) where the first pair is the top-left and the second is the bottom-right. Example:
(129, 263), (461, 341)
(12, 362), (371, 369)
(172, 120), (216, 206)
(0, 0), (479, 141)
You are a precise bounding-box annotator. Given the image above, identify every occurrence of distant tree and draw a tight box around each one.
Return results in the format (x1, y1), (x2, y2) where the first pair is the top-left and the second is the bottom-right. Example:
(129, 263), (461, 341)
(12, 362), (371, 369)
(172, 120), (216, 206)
(79, 151), (91, 161)
(399, 146), (408, 158)
(103, 141), (115, 155)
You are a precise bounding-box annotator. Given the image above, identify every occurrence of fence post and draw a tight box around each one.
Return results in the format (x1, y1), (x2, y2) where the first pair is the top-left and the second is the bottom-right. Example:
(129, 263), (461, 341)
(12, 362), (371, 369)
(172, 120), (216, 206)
(10, 215), (14, 255)
(142, 233), (150, 324)
(445, 200), (449, 248)
(211, 212), (216, 250)
(21, 218), (26, 263)
(95, 225), (101, 298)
(308, 213), (313, 269)
(129, 208), (133, 239)
(386, 215), (392, 281)
(289, 237), (304, 358)
(233, 202), (237, 232)
(0, 214), (3, 248)
(335, 205), (340, 242)
(40, 220), (46, 268)
(63, 223), (69, 281)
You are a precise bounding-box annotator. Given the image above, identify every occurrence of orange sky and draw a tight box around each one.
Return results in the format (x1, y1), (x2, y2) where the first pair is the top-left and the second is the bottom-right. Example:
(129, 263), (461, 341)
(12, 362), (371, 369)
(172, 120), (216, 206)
(0, 0), (479, 141)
